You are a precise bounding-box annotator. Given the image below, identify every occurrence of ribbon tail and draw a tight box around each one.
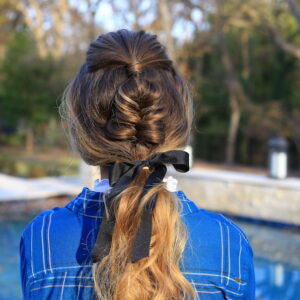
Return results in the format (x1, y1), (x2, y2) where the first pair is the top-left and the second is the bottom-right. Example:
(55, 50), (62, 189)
(91, 213), (115, 263)
(91, 174), (134, 264)
(131, 207), (153, 263)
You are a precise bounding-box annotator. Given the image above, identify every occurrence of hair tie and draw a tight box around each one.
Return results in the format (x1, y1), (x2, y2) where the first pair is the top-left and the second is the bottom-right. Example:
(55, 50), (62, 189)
(127, 60), (141, 75)
(91, 150), (190, 264)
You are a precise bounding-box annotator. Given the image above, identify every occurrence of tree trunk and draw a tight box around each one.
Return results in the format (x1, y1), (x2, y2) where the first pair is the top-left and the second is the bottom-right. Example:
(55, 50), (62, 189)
(220, 33), (241, 165)
(226, 102), (241, 164)
(159, 0), (175, 59)
(292, 110), (300, 156)
(25, 127), (34, 154)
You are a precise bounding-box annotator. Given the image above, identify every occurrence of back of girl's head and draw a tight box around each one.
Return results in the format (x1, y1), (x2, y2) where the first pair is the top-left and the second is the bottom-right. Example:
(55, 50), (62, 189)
(62, 29), (193, 165)
(61, 29), (196, 300)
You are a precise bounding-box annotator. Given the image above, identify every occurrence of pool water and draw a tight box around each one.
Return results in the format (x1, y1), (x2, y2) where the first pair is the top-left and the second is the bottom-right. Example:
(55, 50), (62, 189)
(0, 219), (28, 300)
(254, 257), (300, 299)
(0, 217), (300, 299)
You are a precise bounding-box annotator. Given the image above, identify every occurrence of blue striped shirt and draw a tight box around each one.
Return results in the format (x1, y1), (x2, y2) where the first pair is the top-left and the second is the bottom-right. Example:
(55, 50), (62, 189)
(19, 179), (255, 299)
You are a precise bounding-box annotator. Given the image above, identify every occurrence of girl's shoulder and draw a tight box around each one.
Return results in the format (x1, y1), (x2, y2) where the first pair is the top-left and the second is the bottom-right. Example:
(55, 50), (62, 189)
(175, 189), (252, 252)
(176, 190), (255, 299)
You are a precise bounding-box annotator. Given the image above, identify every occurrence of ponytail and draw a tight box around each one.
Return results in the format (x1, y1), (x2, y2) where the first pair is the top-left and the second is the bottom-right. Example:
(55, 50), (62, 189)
(93, 170), (196, 300)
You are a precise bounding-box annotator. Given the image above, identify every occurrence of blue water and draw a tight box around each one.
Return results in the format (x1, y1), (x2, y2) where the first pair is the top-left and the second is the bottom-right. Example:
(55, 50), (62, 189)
(0, 218), (300, 299)
(254, 257), (300, 299)
(0, 219), (28, 300)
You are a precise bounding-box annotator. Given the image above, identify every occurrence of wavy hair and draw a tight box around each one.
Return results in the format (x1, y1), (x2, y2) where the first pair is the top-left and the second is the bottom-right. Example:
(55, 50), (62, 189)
(61, 29), (196, 300)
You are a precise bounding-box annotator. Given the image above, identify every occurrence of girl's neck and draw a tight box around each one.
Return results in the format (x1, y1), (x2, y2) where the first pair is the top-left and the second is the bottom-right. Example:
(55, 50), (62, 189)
(100, 165), (109, 179)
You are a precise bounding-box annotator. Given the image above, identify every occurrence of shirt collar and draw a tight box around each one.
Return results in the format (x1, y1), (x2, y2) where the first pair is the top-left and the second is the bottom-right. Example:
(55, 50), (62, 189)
(65, 179), (198, 218)
(93, 178), (112, 193)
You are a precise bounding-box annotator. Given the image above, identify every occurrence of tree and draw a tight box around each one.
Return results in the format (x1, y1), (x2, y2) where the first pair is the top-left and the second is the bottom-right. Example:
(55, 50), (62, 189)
(14, 0), (104, 59)
(177, 0), (300, 167)
(0, 32), (65, 152)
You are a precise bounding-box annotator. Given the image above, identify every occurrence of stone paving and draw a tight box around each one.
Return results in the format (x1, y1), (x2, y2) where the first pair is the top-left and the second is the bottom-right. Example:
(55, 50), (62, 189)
(0, 174), (81, 201)
(167, 167), (300, 226)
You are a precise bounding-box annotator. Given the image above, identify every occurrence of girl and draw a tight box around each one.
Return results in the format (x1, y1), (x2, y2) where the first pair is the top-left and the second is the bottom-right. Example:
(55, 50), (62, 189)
(20, 29), (255, 299)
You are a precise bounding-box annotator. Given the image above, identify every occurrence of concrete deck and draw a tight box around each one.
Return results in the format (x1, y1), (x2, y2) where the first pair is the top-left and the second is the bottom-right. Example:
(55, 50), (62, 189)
(0, 174), (82, 201)
(167, 167), (300, 226)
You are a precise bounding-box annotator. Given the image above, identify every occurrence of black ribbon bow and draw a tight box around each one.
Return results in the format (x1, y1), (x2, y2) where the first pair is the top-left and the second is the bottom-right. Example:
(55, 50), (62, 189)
(91, 150), (190, 264)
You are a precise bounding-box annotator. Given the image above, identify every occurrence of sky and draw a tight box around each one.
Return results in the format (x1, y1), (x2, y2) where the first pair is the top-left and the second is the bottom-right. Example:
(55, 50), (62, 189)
(91, 0), (203, 43)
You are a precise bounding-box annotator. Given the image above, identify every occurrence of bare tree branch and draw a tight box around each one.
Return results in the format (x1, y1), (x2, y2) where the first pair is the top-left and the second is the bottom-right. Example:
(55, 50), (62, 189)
(159, 0), (175, 59)
(51, 0), (70, 58)
(15, 0), (48, 57)
(268, 26), (300, 59)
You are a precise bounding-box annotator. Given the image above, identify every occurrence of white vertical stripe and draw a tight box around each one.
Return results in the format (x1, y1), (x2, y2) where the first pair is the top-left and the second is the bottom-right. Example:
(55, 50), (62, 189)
(47, 212), (54, 273)
(77, 266), (83, 299)
(83, 189), (87, 212)
(217, 221), (224, 284)
(77, 282), (81, 299)
(226, 225), (231, 285)
(30, 222), (35, 278)
(238, 233), (242, 290)
(41, 215), (46, 274)
(219, 214), (248, 243)
(60, 272), (67, 300)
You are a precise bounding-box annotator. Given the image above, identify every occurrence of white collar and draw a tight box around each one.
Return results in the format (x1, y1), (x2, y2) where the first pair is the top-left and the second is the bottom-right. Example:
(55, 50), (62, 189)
(93, 178), (112, 192)
(93, 176), (178, 193)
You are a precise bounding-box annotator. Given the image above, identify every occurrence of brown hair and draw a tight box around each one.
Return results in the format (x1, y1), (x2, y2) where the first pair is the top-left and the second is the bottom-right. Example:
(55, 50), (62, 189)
(61, 29), (196, 300)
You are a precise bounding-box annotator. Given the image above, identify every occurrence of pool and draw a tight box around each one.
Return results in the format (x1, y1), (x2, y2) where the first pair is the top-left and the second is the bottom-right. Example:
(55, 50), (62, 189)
(1, 216), (300, 299)
(0, 218), (28, 300)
